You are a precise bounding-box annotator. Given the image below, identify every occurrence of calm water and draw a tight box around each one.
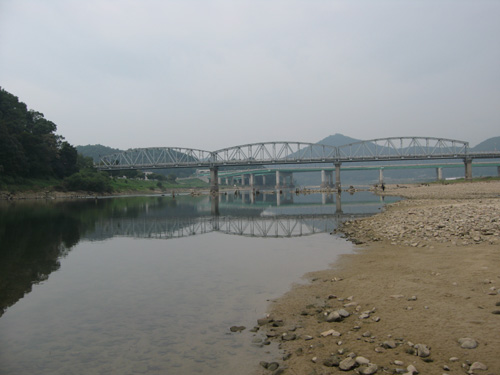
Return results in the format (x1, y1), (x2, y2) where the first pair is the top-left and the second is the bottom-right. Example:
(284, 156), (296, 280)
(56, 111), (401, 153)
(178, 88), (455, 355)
(0, 191), (396, 375)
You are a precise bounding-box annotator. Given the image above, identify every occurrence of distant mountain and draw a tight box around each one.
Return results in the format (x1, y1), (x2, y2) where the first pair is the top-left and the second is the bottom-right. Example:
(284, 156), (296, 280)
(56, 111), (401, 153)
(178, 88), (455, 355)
(317, 133), (362, 147)
(472, 136), (500, 152)
(76, 144), (122, 163)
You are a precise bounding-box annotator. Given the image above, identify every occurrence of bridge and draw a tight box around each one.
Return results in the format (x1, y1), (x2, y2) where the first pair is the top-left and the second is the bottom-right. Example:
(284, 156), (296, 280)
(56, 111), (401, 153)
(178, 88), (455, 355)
(97, 137), (500, 192)
(86, 213), (369, 240)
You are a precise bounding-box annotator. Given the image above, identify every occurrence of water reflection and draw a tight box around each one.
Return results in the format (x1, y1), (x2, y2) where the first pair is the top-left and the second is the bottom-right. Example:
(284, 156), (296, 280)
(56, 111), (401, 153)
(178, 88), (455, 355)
(0, 191), (394, 317)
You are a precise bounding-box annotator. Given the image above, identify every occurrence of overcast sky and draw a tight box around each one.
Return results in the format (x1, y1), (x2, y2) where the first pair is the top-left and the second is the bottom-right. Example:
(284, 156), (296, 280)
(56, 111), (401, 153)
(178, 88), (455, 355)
(1, 0), (499, 151)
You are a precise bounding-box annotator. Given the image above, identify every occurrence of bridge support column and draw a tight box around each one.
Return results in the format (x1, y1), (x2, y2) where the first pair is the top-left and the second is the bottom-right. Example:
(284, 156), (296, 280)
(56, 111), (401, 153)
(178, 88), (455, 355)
(464, 158), (472, 181)
(211, 195), (219, 216)
(335, 163), (341, 192)
(336, 191), (342, 213)
(379, 168), (384, 185)
(436, 167), (443, 181)
(262, 175), (267, 186)
(249, 174), (255, 188)
(320, 170), (333, 188)
(275, 170), (281, 189)
(210, 167), (219, 194)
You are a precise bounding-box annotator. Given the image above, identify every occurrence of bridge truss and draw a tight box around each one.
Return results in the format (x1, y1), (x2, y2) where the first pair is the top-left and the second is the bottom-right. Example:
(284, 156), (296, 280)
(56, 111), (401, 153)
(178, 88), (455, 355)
(97, 137), (475, 171)
(89, 215), (342, 240)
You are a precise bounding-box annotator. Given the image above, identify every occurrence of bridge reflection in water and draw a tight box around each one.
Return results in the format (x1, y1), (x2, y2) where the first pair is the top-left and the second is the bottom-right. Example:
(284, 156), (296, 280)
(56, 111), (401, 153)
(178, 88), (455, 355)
(85, 191), (388, 241)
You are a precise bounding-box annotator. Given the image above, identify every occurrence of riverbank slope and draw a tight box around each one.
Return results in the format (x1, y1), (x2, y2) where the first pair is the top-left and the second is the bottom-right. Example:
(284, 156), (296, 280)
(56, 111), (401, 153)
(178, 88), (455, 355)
(256, 181), (500, 375)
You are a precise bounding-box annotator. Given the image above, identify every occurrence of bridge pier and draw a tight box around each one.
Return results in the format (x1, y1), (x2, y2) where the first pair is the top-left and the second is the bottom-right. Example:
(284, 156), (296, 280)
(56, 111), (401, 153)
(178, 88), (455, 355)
(210, 167), (219, 194)
(210, 195), (219, 216)
(464, 158), (472, 181)
(336, 191), (342, 214)
(436, 167), (443, 181)
(275, 171), (294, 189)
(379, 168), (384, 185)
(335, 163), (341, 192)
(249, 173), (255, 188)
(320, 170), (334, 188)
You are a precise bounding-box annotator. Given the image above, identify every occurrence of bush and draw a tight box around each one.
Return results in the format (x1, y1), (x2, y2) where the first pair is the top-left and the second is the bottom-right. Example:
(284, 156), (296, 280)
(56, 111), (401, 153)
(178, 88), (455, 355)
(62, 170), (113, 193)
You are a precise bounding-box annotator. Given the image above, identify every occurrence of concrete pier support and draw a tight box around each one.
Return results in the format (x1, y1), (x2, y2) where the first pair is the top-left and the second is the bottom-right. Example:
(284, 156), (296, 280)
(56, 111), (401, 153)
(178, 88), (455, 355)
(379, 168), (384, 185)
(464, 158), (472, 181)
(320, 170), (334, 188)
(336, 191), (342, 213)
(335, 163), (341, 192)
(210, 195), (219, 216)
(275, 171), (294, 188)
(210, 167), (219, 194)
(436, 167), (443, 181)
(249, 174), (255, 188)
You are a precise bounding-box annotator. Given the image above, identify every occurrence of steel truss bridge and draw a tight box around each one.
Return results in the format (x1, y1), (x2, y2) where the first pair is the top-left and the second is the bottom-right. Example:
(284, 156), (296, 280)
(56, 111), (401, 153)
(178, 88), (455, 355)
(97, 137), (500, 191)
(86, 214), (363, 240)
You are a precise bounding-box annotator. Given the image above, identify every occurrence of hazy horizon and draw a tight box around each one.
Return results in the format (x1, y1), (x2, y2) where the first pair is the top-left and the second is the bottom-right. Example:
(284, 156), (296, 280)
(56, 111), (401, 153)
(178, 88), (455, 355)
(1, 1), (499, 150)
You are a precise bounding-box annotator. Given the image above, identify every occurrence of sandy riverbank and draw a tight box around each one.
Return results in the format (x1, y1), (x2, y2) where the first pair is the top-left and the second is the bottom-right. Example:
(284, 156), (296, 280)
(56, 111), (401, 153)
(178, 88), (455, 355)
(255, 181), (500, 375)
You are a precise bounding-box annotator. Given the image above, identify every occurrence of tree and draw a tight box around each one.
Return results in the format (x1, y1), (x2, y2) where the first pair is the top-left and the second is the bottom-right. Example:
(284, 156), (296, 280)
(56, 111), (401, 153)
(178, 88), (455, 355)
(0, 87), (79, 181)
(53, 142), (78, 178)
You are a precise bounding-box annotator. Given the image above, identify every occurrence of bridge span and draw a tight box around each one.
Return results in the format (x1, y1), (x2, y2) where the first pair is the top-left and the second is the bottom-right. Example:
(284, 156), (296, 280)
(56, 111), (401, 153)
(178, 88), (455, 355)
(97, 137), (500, 192)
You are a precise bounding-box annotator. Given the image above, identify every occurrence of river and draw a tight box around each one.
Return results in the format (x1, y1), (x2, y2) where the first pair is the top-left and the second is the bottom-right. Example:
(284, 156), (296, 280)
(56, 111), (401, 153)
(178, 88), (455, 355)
(0, 190), (396, 375)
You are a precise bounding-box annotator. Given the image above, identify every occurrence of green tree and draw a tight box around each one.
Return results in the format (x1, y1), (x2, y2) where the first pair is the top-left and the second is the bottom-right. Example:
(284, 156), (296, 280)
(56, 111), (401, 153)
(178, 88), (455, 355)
(0, 87), (79, 181)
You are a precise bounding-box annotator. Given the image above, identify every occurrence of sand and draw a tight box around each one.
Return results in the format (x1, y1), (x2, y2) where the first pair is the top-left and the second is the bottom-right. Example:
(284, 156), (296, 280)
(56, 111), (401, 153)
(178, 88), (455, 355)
(256, 181), (500, 375)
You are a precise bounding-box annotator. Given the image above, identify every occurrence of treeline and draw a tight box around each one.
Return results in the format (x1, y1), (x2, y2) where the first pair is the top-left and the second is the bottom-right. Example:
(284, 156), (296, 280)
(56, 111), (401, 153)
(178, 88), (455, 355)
(0, 88), (113, 192)
(0, 88), (79, 179)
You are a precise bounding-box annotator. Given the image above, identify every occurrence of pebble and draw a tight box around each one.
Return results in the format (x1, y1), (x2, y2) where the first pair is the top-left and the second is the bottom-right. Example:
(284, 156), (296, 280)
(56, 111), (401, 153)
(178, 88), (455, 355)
(414, 343), (430, 357)
(355, 356), (370, 365)
(320, 329), (341, 337)
(406, 364), (418, 374)
(267, 362), (280, 371)
(326, 311), (342, 322)
(281, 333), (296, 341)
(458, 337), (478, 349)
(469, 362), (488, 373)
(229, 325), (245, 332)
(323, 355), (341, 367)
(339, 357), (357, 371)
(359, 363), (378, 375)
(382, 340), (397, 349)
(338, 309), (350, 317)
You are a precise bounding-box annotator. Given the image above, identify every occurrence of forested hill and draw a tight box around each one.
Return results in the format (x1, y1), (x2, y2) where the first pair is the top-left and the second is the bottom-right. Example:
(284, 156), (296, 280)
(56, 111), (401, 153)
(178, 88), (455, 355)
(0, 88), (78, 179)
(472, 137), (500, 152)
(76, 144), (122, 163)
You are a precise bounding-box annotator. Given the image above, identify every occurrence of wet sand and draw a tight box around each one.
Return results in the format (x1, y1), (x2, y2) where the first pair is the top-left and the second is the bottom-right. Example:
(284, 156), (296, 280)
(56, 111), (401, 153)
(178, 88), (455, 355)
(256, 181), (500, 375)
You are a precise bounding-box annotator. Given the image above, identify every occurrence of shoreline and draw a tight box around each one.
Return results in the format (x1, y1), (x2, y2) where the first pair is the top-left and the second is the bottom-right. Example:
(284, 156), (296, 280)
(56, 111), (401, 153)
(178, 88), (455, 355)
(255, 181), (500, 375)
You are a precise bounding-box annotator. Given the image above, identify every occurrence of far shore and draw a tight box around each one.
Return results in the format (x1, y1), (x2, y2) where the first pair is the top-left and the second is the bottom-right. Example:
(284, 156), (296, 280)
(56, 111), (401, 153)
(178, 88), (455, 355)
(255, 180), (500, 375)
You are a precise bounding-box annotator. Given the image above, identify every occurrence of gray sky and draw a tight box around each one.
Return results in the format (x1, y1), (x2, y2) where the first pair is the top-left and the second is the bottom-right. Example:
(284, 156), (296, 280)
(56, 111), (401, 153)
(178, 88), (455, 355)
(1, 0), (499, 151)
